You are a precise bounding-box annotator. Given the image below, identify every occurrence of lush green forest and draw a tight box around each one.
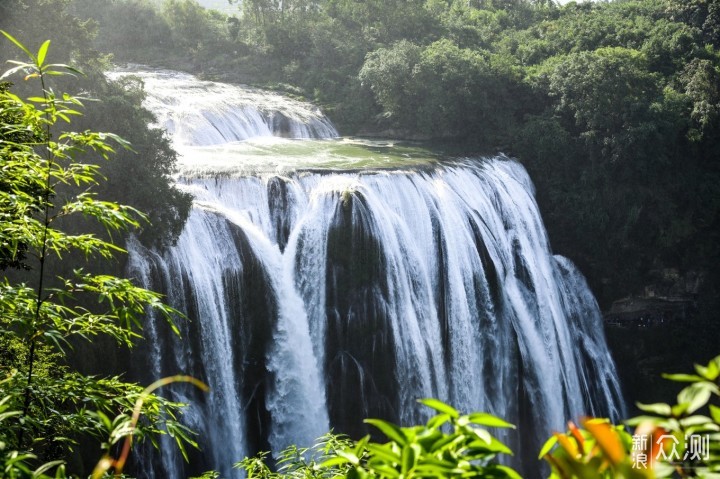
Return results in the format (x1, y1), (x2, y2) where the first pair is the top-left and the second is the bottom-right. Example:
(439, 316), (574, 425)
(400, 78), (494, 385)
(1, 0), (719, 477)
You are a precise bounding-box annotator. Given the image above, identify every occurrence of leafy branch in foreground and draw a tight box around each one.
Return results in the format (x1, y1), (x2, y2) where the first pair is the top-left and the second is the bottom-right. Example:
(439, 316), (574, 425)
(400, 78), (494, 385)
(91, 375), (209, 479)
(236, 360), (719, 479)
(0, 31), (197, 477)
(541, 354), (720, 479)
(237, 399), (520, 479)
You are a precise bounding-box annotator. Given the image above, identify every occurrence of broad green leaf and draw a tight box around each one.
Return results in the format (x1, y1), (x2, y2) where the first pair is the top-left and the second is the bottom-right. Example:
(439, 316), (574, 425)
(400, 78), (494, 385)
(467, 436), (513, 455)
(337, 450), (360, 466)
(367, 443), (401, 463)
(414, 464), (456, 475)
(467, 412), (515, 428)
(636, 402), (671, 416)
(429, 434), (461, 453)
(672, 403), (689, 417)
(366, 464), (400, 478)
(400, 444), (418, 474)
(495, 464), (523, 479)
(678, 384), (712, 414)
(418, 398), (459, 418)
(679, 415), (713, 428)
(417, 458), (456, 469)
(365, 419), (407, 445)
(426, 413), (451, 429)
(471, 427), (492, 444)
(416, 429), (443, 452)
(354, 434), (370, 456)
(695, 358), (720, 381)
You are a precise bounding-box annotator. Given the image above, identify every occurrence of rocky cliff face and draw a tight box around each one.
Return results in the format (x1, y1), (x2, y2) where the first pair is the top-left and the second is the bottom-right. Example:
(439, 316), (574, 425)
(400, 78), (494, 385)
(604, 269), (703, 327)
(602, 268), (716, 411)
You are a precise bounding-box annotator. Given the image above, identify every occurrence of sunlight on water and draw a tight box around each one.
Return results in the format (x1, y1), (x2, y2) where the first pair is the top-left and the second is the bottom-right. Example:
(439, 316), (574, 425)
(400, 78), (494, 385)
(175, 137), (440, 176)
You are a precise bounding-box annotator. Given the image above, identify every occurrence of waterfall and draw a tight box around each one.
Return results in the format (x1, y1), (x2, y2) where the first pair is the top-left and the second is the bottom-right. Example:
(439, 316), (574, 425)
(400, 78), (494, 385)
(108, 68), (338, 147)
(124, 69), (624, 478)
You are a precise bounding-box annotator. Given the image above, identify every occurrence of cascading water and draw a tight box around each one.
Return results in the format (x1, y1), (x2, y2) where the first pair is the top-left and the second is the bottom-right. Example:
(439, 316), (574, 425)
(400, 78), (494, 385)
(124, 69), (624, 478)
(109, 68), (338, 147)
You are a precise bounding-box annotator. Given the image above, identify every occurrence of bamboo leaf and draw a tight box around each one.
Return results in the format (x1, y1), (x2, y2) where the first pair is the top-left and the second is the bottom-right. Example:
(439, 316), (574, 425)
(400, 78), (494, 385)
(36, 39), (51, 67)
(46, 63), (84, 76)
(1, 30), (35, 59)
(1, 65), (30, 80)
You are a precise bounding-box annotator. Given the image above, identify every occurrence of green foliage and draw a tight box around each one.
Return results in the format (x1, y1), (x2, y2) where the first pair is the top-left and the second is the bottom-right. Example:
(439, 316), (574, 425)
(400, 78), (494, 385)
(359, 38), (521, 140)
(541, 418), (649, 479)
(349, 399), (519, 479)
(235, 381), (719, 479)
(0, 32), (196, 477)
(627, 355), (720, 478)
(236, 433), (356, 479)
(544, 47), (662, 159)
(358, 41), (422, 126)
(542, 355), (720, 479)
(237, 400), (519, 479)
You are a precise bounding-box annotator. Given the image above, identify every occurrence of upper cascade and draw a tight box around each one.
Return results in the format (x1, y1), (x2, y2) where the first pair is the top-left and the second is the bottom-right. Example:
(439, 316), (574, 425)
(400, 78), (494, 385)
(109, 68), (338, 147)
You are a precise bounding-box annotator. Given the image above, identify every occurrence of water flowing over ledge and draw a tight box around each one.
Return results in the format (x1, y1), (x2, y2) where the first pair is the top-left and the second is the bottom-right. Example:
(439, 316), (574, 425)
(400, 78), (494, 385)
(121, 68), (624, 478)
(109, 67), (338, 148)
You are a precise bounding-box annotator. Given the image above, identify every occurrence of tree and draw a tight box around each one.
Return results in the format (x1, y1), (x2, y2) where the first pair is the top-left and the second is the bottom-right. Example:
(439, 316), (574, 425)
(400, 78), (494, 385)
(0, 32), (197, 477)
(546, 47), (663, 161)
(359, 40), (423, 128)
(359, 39), (519, 140)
